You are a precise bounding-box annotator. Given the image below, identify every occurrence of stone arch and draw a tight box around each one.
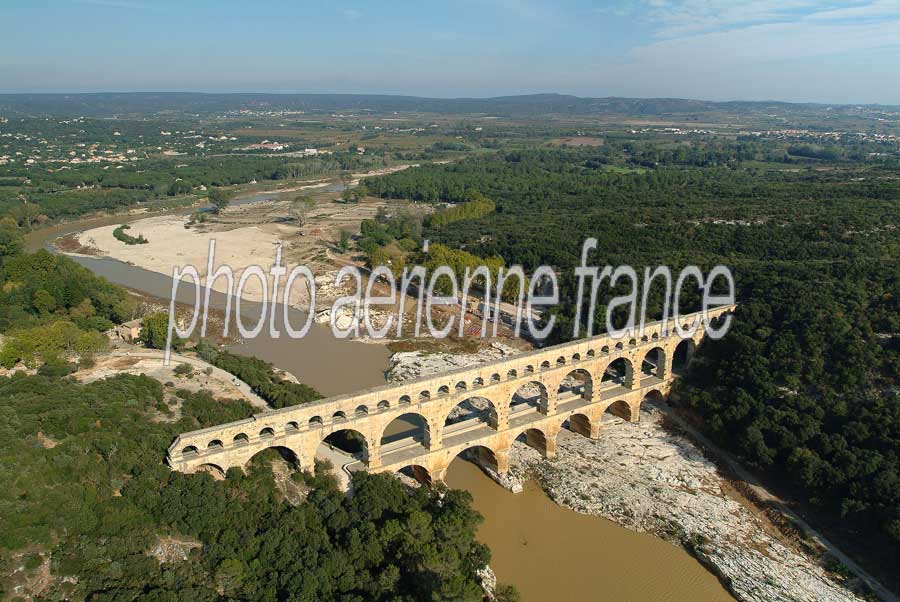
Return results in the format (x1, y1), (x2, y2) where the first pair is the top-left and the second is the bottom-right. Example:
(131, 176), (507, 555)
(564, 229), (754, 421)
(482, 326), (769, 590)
(562, 412), (595, 438)
(332, 410), (347, 422)
(444, 396), (499, 430)
(377, 400), (390, 411)
(438, 385), (450, 396)
(181, 444), (199, 456)
(557, 368), (593, 404)
(510, 380), (548, 414)
(602, 357), (633, 388)
(515, 427), (552, 457)
(672, 338), (697, 374)
(419, 390), (431, 401)
(615, 341), (624, 350)
(604, 399), (632, 421)
(473, 376), (484, 387)
(233, 433), (249, 445)
(207, 439), (223, 449)
(540, 360), (551, 370)
(197, 463), (225, 479)
(322, 428), (369, 464)
(380, 412), (432, 452)
(450, 444), (499, 473)
(399, 394), (412, 406)
(644, 389), (665, 404)
(628, 338), (637, 346)
(490, 372), (501, 384)
(308, 416), (323, 428)
(601, 345), (610, 354)
(640, 346), (667, 378)
(355, 404), (369, 417)
(398, 464), (433, 487)
(455, 381), (468, 392)
(246, 445), (300, 469)
(587, 349), (596, 358)
(524, 365), (535, 374)
(556, 356), (566, 367)
(507, 368), (518, 380)
(285, 421), (299, 432)
(259, 427), (275, 439)
(572, 352), (581, 362)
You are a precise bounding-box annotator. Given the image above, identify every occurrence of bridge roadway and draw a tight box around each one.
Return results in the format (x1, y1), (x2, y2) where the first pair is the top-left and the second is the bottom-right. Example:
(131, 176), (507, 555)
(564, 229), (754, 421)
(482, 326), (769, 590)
(167, 305), (735, 485)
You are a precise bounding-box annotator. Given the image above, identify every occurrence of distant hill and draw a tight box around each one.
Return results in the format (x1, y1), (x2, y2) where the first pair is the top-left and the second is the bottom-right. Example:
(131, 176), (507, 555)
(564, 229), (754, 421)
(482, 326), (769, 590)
(0, 92), (898, 119)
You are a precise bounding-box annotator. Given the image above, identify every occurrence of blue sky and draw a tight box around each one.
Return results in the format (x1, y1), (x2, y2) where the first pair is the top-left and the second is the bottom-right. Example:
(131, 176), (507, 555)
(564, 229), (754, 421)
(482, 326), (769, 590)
(1, 0), (899, 103)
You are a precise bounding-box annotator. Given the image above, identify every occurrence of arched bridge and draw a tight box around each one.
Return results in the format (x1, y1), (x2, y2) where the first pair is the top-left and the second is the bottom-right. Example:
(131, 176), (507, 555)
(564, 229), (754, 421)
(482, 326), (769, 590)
(167, 305), (735, 485)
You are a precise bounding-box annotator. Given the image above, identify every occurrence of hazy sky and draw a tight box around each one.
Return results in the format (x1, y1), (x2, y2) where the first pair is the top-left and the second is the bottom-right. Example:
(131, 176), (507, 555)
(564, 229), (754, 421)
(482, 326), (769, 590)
(2, 0), (899, 104)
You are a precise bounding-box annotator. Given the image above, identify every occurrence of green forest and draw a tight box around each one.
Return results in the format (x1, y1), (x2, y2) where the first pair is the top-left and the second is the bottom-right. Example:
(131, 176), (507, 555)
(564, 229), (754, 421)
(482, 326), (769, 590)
(365, 147), (900, 566)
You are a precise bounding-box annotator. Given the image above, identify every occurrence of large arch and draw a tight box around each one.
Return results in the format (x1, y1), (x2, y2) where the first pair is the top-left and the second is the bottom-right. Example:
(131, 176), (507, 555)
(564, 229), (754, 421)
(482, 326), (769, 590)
(604, 399), (632, 422)
(196, 463), (226, 479)
(444, 396), (499, 429)
(640, 346), (666, 378)
(448, 444), (499, 474)
(380, 412), (432, 451)
(672, 338), (698, 374)
(397, 464), (433, 487)
(245, 445), (301, 470)
(601, 357), (633, 388)
(510, 381), (548, 415)
(562, 412), (595, 439)
(322, 428), (370, 464)
(515, 427), (553, 457)
(557, 368), (593, 405)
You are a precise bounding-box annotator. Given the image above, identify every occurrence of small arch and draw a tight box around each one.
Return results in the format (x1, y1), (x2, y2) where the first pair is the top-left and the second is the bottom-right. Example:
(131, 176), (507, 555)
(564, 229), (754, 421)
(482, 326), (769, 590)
(524, 365), (535, 374)
(377, 400), (390, 411)
(507, 369), (518, 380)
(615, 341), (624, 350)
(399, 394), (412, 405)
(285, 421), (299, 432)
(540, 360), (551, 370)
(332, 411), (347, 422)
(641, 335), (649, 342)
(601, 345), (610, 354)
(232, 433), (249, 445)
(455, 381), (468, 392)
(556, 356), (566, 367)
(308, 416), (323, 428)
(473, 377), (484, 388)
(572, 353), (581, 362)
(207, 439), (223, 449)
(587, 349), (596, 358)
(355, 405), (369, 417)
(628, 338), (637, 346)
(259, 427), (275, 439)
(419, 390), (431, 401)
(438, 385), (450, 396)
(651, 332), (659, 340)
(181, 445), (199, 456)
(491, 373), (501, 384)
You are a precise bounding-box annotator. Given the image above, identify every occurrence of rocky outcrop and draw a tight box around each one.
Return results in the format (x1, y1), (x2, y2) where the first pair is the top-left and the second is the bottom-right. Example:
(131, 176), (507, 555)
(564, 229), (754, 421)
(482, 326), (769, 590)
(508, 407), (865, 602)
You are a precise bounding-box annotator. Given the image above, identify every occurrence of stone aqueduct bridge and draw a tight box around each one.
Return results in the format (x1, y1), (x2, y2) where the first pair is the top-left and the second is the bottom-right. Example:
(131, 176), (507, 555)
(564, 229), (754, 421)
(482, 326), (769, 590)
(167, 305), (735, 485)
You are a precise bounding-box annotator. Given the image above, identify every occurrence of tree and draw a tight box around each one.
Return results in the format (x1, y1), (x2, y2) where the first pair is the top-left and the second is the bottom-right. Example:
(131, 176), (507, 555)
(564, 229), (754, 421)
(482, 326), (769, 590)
(289, 195), (316, 230)
(0, 218), (23, 262)
(207, 188), (232, 213)
(140, 312), (179, 350)
(337, 229), (351, 253)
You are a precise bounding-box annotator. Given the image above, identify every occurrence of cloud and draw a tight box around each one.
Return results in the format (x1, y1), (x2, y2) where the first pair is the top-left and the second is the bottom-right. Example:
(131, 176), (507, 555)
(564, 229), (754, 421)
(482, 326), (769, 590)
(340, 8), (362, 20)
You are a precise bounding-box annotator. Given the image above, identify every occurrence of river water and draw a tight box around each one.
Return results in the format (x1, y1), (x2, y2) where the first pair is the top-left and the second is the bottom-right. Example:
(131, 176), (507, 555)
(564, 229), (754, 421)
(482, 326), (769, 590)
(27, 198), (732, 601)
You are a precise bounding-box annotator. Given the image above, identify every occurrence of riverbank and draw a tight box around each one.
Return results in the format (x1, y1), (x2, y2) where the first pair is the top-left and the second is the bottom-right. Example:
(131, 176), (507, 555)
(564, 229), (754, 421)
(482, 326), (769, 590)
(387, 349), (868, 602)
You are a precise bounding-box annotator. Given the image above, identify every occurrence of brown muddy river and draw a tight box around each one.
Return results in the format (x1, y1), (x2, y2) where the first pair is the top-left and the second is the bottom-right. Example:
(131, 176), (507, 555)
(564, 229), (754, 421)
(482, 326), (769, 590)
(29, 206), (732, 601)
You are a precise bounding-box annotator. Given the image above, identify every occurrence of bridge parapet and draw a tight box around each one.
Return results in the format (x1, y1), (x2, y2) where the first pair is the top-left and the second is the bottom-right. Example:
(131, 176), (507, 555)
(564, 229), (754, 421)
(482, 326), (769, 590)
(167, 305), (735, 477)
